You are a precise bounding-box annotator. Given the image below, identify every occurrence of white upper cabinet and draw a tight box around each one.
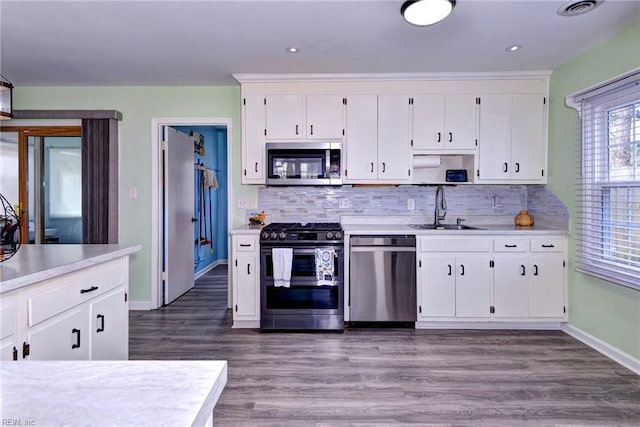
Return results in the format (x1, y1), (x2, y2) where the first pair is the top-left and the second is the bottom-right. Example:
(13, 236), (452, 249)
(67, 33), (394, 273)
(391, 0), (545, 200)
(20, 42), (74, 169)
(305, 94), (345, 139)
(412, 94), (478, 151)
(344, 94), (378, 181)
(477, 94), (547, 183)
(344, 94), (411, 183)
(265, 94), (304, 139)
(377, 95), (411, 181)
(242, 94), (266, 184)
(265, 94), (344, 140)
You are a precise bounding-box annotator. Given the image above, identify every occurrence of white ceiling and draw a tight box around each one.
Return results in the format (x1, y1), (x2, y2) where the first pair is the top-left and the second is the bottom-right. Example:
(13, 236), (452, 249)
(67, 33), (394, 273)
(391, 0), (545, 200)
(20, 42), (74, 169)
(1, 0), (639, 87)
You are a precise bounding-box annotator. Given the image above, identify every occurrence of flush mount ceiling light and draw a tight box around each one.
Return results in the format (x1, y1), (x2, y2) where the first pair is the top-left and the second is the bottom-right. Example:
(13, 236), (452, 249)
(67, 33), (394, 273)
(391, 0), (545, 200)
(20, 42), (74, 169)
(506, 44), (523, 52)
(557, 0), (604, 17)
(0, 73), (14, 120)
(285, 47), (300, 53)
(401, 0), (456, 26)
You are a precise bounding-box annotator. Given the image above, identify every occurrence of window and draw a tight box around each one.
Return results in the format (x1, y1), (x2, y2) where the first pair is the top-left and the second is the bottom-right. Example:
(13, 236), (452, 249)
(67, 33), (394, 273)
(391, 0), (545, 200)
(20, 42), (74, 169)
(575, 71), (640, 290)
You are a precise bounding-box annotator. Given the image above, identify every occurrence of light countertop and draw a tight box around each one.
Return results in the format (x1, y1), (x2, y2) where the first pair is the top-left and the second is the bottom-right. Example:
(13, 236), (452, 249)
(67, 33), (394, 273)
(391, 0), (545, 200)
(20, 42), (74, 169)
(342, 223), (568, 235)
(0, 244), (142, 294)
(229, 225), (263, 235)
(1, 360), (227, 427)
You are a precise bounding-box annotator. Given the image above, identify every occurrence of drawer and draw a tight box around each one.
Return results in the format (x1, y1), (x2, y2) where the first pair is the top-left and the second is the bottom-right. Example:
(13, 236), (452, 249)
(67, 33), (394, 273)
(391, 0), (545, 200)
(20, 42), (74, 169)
(234, 236), (257, 252)
(493, 238), (527, 252)
(28, 258), (126, 327)
(530, 237), (565, 252)
(420, 237), (491, 252)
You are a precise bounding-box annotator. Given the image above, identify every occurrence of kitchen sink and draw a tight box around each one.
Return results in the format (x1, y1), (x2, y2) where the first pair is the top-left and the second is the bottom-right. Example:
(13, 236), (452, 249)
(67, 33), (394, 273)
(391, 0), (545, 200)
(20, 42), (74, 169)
(409, 224), (486, 231)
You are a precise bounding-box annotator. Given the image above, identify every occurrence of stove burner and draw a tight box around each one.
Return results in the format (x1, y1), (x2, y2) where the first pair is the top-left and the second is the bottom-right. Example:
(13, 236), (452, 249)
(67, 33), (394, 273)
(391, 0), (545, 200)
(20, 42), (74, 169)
(260, 222), (343, 243)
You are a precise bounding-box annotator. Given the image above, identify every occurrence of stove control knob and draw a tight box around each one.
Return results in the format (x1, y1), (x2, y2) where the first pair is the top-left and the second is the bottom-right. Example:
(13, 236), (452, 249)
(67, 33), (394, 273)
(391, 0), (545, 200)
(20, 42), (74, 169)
(326, 231), (334, 240)
(278, 231), (287, 240)
(261, 232), (270, 240)
(335, 231), (343, 240)
(269, 232), (278, 240)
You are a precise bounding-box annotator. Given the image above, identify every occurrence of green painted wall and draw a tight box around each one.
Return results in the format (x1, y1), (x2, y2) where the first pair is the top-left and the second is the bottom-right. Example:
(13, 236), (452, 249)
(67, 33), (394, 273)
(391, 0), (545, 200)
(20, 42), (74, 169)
(13, 86), (258, 302)
(548, 24), (640, 358)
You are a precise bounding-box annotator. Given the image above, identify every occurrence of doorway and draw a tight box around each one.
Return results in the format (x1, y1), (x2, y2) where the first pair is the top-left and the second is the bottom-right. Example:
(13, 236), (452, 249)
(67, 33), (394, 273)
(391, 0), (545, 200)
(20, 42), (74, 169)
(0, 126), (82, 245)
(151, 118), (232, 309)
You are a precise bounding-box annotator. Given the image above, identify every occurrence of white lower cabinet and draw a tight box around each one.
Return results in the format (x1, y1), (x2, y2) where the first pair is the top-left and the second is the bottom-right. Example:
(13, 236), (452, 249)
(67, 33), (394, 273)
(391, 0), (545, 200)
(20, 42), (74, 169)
(493, 237), (566, 320)
(1, 256), (129, 361)
(231, 234), (260, 327)
(417, 234), (567, 323)
(418, 237), (492, 320)
(0, 293), (20, 361)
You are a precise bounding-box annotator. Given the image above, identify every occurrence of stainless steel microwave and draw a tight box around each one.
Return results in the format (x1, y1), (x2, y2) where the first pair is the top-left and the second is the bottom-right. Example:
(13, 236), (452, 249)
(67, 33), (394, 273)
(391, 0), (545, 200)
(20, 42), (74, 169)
(266, 142), (342, 186)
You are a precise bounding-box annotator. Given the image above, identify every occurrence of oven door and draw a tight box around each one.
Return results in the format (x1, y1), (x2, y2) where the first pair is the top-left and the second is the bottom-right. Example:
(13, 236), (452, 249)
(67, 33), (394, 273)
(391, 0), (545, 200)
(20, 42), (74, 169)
(260, 246), (344, 315)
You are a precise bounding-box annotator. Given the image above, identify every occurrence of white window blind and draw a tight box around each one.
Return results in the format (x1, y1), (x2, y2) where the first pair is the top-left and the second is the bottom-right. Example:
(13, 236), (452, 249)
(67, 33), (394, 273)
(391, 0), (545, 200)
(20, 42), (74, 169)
(575, 72), (640, 290)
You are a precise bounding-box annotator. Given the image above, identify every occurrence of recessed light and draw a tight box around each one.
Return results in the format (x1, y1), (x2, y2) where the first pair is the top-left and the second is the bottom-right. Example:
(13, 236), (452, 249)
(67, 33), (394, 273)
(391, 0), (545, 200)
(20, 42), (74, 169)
(285, 47), (300, 54)
(506, 44), (523, 52)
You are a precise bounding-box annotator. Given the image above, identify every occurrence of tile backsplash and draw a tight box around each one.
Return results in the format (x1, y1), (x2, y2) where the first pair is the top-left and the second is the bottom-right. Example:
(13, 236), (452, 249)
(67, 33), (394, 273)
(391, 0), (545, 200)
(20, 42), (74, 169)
(257, 184), (568, 227)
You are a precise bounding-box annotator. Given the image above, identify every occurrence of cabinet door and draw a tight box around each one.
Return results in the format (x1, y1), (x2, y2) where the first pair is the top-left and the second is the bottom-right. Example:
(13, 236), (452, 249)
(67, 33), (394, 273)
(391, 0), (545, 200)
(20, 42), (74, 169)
(91, 288), (127, 360)
(242, 94), (266, 184)
(493, 254), (529, 318)
(233, 250), (259, 320)
(445, 94), (478, 150)
(455, 255), (491, 318)
(265, 94), (303, 139)
(478, 94), (512, 181)
(28, 308), (90, 360)
(511, 94), (546, 182)
(0, 295), (19, 361)
(412, 94), (445, 150)
(345, 95), (378, 182)
(529, 254), (565, 318)
(419, 254), (456, 318)
(306, 94), (344, 139)
(378, 95), (411, 181)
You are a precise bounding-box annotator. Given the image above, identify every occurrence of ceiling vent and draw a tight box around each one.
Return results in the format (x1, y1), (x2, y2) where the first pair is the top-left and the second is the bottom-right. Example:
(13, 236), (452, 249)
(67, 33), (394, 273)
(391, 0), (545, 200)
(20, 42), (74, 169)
(556, 0), (604, 17)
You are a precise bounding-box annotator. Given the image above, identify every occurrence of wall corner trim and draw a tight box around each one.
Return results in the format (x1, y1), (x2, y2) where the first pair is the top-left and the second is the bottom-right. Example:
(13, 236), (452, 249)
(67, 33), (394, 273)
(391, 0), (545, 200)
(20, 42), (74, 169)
(561, 323), (640, 375)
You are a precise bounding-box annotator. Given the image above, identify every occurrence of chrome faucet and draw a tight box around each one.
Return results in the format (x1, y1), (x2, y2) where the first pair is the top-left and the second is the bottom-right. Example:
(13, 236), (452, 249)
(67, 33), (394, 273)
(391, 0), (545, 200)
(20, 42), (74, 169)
(434, 185), (447, 225)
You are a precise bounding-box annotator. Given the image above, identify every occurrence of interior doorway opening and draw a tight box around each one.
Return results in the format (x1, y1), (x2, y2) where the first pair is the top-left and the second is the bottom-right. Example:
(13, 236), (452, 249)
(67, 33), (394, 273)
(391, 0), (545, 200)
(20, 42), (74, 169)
(151, 118), (232, 309)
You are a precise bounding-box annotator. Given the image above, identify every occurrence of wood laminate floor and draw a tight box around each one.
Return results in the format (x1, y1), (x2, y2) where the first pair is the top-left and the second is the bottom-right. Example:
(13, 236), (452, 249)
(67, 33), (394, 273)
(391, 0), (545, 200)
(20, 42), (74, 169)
(129, 265), (640, 426)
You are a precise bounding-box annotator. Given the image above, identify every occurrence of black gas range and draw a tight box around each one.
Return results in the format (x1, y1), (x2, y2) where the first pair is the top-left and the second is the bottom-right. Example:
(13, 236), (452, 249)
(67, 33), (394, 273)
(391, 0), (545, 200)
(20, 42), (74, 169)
(259, 222), (344, 331)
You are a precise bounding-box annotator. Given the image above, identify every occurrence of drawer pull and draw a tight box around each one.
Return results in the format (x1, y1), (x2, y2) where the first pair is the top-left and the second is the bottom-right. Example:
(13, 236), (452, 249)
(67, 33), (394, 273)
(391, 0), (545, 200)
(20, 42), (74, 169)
(97, 314), (105, 333)
(541, 244), (555, 248)
(72, 328), (81, 349)
(504, 244), (517, 248)
(80, 286), (99, 294)
(239, 243), (252, 247)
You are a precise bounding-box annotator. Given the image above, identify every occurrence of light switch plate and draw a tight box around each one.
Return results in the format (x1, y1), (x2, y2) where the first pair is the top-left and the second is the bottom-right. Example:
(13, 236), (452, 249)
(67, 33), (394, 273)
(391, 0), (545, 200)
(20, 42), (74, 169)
(237, 198), (249, 208)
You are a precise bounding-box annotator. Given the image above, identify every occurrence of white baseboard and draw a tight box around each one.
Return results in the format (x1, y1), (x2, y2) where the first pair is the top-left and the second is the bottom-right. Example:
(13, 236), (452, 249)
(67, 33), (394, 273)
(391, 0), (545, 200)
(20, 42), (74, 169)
(129, 301), (154, 311)
(415, 321), (563, 330)
(561, 323), (639, 375)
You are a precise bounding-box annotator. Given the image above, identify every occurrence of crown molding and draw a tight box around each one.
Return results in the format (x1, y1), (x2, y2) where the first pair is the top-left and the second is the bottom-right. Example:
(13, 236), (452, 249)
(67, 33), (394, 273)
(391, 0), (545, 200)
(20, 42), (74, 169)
(233, 71), (552, 84)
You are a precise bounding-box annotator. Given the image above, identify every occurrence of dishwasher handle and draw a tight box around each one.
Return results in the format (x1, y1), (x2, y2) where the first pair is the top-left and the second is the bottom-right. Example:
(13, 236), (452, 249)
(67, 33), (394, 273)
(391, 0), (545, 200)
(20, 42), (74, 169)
(350, 235), (416, 247)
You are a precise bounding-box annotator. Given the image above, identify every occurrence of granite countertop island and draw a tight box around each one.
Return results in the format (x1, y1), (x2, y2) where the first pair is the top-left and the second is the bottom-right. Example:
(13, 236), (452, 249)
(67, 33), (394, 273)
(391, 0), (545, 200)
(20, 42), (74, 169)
(1, 360), (227, 426)
(0, 244), (141, 294)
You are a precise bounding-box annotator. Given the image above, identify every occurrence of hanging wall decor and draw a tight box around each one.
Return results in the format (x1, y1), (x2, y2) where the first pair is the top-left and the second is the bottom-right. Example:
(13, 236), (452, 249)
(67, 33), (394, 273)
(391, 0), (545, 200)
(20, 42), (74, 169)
(0, 193), (21, 262)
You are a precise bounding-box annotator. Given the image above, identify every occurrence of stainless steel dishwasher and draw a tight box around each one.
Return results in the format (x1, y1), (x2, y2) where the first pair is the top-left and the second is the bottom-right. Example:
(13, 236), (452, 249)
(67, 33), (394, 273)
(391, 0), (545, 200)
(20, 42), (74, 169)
(349, 235), (416, 325)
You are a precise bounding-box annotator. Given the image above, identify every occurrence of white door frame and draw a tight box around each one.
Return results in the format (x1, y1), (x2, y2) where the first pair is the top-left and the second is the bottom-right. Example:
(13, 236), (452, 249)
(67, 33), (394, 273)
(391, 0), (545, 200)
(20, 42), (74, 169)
(150, 117), (233, 310)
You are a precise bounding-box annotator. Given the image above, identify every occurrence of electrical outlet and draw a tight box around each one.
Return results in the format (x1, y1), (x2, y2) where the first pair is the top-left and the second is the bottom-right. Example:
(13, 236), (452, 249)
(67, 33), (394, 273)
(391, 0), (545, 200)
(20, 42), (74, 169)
(339, 199), (349, 209)
(407, 198), (415, 211)
(250, 198), (258, 209)
(237, 198), (249, 208)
